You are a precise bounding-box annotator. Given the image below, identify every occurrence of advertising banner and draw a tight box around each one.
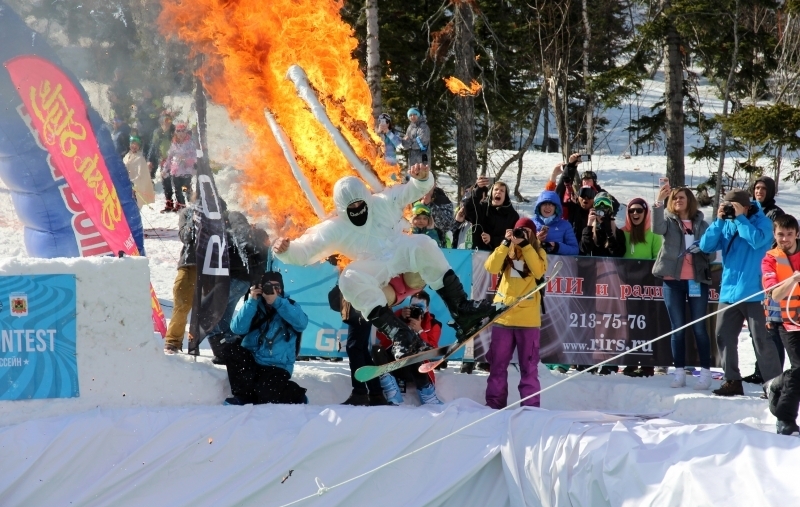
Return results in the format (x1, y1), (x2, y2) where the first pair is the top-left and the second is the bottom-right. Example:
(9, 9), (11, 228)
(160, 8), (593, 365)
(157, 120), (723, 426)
(538, 256), (722, 367)
(5, 55), (166, 337)
(278, 249), (473, 357)
(0, 275), (78, 400)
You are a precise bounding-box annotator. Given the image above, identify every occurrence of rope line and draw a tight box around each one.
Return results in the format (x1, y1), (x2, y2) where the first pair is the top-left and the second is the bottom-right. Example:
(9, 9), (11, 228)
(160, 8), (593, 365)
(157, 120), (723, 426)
(276, 276), (795, 507)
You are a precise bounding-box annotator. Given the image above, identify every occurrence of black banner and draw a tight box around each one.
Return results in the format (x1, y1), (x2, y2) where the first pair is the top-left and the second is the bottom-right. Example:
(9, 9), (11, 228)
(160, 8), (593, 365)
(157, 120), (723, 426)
(538, 256), (723, 367)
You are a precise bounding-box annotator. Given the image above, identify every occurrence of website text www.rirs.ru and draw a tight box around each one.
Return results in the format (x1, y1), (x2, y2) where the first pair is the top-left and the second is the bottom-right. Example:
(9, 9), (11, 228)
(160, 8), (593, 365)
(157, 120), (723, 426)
(562, 339), (653, 353)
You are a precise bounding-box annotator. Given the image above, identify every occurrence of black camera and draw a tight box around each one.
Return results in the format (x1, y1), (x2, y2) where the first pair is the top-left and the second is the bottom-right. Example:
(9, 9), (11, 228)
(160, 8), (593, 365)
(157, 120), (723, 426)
(513, 227), (527, 239)
(408, 306), (424, 320)
(262, 283), (275, 295)
(722, 203), (736, 220)
(594, 206), (610, 218)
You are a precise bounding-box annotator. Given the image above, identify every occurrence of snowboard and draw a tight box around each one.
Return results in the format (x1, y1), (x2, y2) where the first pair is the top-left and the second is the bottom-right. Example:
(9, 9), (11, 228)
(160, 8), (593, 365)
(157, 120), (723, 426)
(354, 260), (562, 383)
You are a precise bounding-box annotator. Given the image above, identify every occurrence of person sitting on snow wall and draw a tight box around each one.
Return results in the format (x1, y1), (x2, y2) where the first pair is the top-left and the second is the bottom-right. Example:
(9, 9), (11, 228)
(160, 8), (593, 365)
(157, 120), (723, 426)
(272, 163), (504, 360)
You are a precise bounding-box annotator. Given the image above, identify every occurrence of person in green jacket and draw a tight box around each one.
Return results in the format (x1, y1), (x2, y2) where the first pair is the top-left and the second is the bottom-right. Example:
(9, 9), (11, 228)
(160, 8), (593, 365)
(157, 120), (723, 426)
(410, 202), (443, 247)
(621, 197), (663, 377)
(622, 197), (662, 259)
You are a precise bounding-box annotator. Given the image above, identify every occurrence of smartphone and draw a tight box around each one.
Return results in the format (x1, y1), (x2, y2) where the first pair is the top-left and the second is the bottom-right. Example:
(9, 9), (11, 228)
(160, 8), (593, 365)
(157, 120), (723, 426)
(658, 177), (669, 187)
(487, 177), (495, 186)
(580, 154), (591, 162)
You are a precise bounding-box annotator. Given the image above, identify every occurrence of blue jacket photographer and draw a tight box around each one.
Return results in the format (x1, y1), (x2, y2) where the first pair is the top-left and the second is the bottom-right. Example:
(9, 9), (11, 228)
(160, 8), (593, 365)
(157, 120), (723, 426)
(222, 271), (309, 405)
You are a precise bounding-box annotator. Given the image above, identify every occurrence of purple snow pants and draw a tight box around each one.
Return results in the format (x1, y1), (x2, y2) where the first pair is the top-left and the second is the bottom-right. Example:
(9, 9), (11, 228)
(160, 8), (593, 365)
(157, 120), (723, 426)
(485, 326), (541, 409)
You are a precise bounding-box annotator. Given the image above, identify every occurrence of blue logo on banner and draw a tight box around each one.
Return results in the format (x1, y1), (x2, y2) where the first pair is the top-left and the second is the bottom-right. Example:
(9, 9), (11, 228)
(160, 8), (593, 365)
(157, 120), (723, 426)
(0, 275), (78, 400)
(275, 249), (473, 357)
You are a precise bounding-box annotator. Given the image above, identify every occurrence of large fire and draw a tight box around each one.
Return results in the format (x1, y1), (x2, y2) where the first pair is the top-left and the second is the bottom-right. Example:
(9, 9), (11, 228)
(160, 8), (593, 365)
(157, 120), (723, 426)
(158, 0), (397, 234)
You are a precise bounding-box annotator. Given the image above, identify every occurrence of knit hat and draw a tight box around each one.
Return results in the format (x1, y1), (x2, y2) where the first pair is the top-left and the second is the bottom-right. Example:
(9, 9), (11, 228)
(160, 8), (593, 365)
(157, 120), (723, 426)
(627, 197), (648, 213)
(412, 202), (431, 217)
(723, 189), (752, 208)
(407, 107), (421, 118)
(514, 217), (537, 235)
(582, 170), (597, 182)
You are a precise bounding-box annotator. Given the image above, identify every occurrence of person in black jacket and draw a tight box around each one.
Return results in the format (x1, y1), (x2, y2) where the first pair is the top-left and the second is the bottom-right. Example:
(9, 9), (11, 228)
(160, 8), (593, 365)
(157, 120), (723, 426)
(164, 203), (198, 354)
(752, 176), (785, 222)
(207, 210), (270, 363)
(580, 192), (625, 257)
(463, 176), (520, 251)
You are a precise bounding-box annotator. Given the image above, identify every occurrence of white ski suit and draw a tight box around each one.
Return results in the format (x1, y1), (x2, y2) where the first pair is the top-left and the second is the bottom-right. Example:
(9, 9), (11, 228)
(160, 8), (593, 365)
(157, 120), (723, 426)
(274, 175), (450, 316)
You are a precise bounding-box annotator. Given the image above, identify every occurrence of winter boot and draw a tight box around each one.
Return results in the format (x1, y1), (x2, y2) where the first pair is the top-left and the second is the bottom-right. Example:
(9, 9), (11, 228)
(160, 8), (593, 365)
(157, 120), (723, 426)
(670, 368), (686, 388)
(460, 361), (475, 374)
(776, 419), (800, 436)
(160, 199), (174, 213)
(417, 383), (444, 405)
(693, 368), (712, 390)
(742, 370), (764, 385)
(367, 305), (430, 359)
(379, 374), (404, 405)
(712, 379), (744, 397)
(435, 270), (506, 340)
(341, 392), (370, 406)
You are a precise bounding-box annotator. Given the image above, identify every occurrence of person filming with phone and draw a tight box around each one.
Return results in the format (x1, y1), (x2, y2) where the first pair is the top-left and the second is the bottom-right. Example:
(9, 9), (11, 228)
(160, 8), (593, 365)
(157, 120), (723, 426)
(222, 271), (309, 406)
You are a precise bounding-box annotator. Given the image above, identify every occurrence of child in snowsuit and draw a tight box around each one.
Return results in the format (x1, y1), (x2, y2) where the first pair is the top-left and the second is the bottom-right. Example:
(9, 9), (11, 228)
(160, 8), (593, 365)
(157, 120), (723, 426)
(484, 217), (547, 408)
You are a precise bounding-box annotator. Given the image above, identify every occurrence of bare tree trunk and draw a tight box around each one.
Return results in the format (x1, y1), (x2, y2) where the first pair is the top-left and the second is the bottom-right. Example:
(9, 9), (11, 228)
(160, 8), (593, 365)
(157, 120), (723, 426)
(581, 0), (594, 153)
(496, 89), (547, 182)
(454, 1), (477, 198)
(713, 0), (740, 209)
(365, 0), (381, 121)
(662, 0), (685, 187)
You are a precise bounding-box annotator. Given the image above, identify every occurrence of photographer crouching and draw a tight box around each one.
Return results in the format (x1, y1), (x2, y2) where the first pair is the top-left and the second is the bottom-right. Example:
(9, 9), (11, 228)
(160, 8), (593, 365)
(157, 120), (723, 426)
(580, 192), (626, 257)
(223, 271), (309, 405)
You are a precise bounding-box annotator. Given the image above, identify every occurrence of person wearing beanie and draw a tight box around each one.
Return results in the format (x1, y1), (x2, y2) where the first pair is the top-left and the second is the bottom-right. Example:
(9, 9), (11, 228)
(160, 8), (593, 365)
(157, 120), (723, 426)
(376, 113), (403, 166)
(698, 186), (782, 396)
(580, 191), (626, 257)
(483, 217), (548, 408)
(122, 134), (155, 209)
(622, 197), (661, 260)
(401, 107), (430, 166)
(410, 202), (443, 247)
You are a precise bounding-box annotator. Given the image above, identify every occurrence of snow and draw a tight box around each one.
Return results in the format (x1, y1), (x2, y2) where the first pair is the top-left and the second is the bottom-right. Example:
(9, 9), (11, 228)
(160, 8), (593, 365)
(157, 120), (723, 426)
(1, 74), (800, 505)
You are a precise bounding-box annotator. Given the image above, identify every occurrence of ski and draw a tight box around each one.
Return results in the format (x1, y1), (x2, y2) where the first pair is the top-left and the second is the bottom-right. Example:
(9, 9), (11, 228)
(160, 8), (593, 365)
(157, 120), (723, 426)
(418, 260), (562, 374)
(354, 260), (562, 382)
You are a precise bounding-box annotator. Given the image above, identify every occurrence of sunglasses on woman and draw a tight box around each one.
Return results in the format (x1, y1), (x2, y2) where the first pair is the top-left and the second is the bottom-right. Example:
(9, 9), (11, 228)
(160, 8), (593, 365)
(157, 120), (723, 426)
(628, 208), (645, 215)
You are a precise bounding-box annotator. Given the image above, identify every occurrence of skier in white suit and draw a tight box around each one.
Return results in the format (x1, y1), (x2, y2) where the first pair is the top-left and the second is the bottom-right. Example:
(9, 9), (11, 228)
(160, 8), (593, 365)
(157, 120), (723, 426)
(273, 163), (502, 358)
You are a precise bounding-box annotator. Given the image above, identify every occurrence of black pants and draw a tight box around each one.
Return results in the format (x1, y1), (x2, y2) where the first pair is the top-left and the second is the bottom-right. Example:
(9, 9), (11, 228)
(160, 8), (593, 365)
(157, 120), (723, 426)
(371, 344), (432, 390)
(222, 344), (306, 405)
(164, 174), (192, 204)
(753, 324), (786, 378)
(346, 318), (382, 395)
(770, 328), (800, 423)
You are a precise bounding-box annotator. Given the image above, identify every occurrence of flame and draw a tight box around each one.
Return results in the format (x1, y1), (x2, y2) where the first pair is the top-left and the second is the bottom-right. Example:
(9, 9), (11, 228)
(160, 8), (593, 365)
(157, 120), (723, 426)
(158, 0), (398, 235)
(444, 77), (482, 96)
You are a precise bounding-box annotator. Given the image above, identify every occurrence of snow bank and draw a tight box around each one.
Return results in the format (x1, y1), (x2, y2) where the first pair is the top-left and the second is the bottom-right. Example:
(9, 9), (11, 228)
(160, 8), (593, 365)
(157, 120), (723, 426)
(1, 400), (797, 507)
(0, 256), (227, 426)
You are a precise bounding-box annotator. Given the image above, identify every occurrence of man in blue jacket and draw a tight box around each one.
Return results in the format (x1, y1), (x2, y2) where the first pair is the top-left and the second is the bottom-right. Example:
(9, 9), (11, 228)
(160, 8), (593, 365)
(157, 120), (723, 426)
(699, 189), (783, 396)
(222, 271), (309, 405)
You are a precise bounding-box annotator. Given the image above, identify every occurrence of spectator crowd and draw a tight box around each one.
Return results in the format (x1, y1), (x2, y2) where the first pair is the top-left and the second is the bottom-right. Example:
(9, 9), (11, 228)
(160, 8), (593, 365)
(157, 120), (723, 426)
(119, 101), (799, 437)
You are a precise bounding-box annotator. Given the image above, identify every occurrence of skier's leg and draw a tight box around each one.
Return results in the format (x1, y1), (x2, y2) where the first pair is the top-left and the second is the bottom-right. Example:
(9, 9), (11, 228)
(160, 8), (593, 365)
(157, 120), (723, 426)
(340, 260), (426, 359)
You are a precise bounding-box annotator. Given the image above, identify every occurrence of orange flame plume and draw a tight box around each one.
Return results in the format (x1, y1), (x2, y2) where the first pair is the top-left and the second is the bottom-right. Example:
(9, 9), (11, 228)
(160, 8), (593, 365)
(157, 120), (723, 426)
(444, 77), (482, 97)
(158, 0), (398, 235)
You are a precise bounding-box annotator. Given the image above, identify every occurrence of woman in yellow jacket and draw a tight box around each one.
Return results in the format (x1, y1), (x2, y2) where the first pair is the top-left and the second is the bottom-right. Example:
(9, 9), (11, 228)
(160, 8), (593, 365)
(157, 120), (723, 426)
(484, 217), (548, 408)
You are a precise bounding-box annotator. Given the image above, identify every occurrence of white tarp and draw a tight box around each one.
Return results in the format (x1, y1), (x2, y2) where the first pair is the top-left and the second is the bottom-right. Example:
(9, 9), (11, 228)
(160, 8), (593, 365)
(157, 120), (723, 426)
(1, 399), (797, 507)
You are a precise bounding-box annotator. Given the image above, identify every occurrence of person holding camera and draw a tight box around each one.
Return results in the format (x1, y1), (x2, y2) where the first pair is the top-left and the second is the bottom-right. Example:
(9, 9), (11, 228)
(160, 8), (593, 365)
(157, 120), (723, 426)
(652, 185), (712, 387)
(580, 192), (625, 257)
(483, 218), (548, 408)
(401, 108), (430, 166)
(374, 291), (444, 405)
(532, 190), (579, 255)
(699, 189), (783, 396)
(223, 271), (309, 405)
(376, 113), (403, 166)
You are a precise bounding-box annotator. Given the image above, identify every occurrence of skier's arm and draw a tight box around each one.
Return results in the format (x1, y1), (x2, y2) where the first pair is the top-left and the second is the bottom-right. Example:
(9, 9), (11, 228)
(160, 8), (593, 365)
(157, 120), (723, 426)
(383, 167), (434, 211)
(274, 221), (337, 266)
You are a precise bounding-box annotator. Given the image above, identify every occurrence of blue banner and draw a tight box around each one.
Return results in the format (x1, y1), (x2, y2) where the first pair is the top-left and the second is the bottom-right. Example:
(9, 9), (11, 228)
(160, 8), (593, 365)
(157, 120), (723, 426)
(0, 275), (78, 400)
(275, 249), (473, 357)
